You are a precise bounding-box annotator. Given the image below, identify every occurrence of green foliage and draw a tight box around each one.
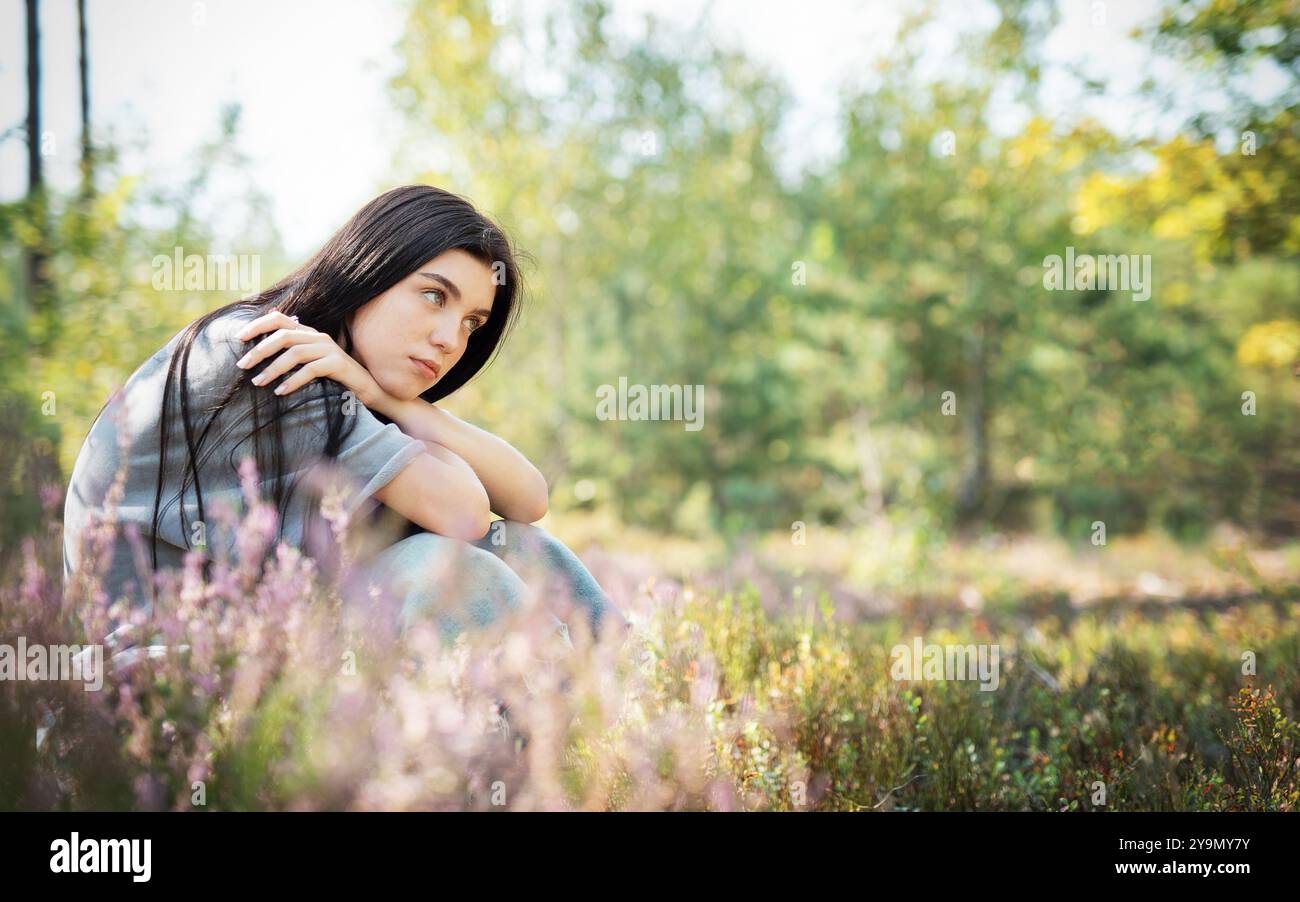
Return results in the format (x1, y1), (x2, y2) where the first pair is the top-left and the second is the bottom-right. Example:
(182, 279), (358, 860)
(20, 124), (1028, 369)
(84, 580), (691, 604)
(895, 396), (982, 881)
(373, 0), (1300, 539)
(670, 582), (1300, 811)
(4, 0), (1296, 542)
(1, 105), (282, 548)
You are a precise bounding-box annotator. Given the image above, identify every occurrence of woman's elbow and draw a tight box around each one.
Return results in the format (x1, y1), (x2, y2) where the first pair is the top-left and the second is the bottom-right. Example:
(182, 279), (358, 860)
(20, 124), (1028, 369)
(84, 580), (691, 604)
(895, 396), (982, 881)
(461, 488), (494, 541)
(516, 497), (548, 525)
(518, 470), (549, 523)
(441, 508), (492, 543)
(453, 517), (492, 543)
(434, 475), (492, 542)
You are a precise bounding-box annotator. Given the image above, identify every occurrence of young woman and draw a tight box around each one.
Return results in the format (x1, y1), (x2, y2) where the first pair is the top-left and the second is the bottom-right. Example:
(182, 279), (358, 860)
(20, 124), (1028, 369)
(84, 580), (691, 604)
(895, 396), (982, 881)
(63, 184), (626, 651)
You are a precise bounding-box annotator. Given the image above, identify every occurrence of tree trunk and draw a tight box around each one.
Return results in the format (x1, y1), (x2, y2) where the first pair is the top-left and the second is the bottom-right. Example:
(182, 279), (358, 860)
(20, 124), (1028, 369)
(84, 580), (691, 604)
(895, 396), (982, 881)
(78, 0), (93, 200)
(25, 0), (49, 318)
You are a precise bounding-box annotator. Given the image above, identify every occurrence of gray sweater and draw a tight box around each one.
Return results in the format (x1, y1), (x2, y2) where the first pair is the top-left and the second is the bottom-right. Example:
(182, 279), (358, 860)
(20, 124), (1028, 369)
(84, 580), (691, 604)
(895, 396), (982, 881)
(62, 307), (427, 625)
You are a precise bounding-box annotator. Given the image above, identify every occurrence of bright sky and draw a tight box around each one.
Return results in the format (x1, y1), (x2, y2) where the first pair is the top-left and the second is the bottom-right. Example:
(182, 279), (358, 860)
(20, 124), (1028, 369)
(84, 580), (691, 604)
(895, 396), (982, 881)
(0, 0), (1254, 258)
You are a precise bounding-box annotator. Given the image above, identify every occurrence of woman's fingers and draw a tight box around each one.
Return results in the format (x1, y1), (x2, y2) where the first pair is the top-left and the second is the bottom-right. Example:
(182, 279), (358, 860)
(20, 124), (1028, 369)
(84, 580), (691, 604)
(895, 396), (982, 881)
(248, 341), (325, 387)
(234, 310), (299, 343)
(232, 311), (352, 399)
(270, 358), (329, 396)
(235, 326), (316, 370)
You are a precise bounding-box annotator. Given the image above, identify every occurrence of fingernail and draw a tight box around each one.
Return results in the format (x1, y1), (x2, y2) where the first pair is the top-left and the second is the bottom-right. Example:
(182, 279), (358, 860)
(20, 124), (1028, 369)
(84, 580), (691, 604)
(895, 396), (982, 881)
(236, 355), (249, 368)
(252, 373), (266, 385)
(273, 385), (287, 395)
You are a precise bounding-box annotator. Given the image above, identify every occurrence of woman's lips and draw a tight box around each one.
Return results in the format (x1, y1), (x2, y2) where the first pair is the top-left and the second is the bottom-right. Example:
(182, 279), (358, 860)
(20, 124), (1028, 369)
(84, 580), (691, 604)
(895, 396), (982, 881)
(412, 357), (439, 380)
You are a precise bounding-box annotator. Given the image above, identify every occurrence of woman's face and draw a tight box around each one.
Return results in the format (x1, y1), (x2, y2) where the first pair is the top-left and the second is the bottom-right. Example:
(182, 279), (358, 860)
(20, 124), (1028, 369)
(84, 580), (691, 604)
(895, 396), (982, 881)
(347, 248), (497, 401)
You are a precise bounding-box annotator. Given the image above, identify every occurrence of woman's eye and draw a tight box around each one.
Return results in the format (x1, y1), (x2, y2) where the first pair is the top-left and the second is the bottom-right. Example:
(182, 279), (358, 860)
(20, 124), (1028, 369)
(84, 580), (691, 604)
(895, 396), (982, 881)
(464, 317), (483, 333)
(422, 289), (445, 306)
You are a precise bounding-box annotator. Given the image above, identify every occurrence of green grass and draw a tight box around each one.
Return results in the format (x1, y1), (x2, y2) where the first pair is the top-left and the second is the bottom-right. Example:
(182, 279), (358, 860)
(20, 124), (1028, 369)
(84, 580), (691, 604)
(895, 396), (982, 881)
(653, 582), (1300, 811)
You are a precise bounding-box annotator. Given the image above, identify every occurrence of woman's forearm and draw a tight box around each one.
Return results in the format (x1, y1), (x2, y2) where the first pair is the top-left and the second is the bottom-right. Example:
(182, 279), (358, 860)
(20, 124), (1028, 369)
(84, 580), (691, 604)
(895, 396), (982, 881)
(373, 396), (549, 523)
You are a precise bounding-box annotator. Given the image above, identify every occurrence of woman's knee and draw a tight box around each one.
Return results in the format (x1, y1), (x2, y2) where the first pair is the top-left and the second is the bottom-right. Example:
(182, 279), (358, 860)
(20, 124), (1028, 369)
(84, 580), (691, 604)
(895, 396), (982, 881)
(478, 519), (548, 550)
(483, 520), (584, 567)
(485, 520), (626, 637)
(380, 532), (529, 631)
(452, 543), (530, 626)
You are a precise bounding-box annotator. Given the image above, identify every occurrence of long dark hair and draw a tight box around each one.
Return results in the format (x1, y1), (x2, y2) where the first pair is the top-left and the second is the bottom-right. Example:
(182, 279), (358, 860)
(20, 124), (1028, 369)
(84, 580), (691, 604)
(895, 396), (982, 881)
(146, 184), (525, 582)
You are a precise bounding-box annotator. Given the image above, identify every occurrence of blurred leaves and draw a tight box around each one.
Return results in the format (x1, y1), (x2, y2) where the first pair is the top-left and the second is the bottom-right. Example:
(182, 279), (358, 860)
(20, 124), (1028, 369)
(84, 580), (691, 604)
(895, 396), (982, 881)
(3, 0), (1298, 546)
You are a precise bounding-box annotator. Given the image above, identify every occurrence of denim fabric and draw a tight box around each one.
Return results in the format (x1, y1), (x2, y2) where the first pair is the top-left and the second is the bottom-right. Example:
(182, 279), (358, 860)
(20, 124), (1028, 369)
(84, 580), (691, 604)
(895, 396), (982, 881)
(362, 519), (627, 648)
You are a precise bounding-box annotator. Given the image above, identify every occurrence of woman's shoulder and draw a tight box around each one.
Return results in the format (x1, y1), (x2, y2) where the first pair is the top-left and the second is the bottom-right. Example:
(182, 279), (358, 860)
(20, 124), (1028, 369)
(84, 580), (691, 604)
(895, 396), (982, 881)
(132, 305), (259, 372)
(103, 306), (262, 421)
(195, 305), (261, 356)
(161, 305), (262, 386)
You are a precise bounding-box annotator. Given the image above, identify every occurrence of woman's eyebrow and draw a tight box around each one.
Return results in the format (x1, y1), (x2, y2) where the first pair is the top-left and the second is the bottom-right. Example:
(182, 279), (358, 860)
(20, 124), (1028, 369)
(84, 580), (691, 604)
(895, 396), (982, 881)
(418, 271), (461, 299)
(418, 271), (493, 318)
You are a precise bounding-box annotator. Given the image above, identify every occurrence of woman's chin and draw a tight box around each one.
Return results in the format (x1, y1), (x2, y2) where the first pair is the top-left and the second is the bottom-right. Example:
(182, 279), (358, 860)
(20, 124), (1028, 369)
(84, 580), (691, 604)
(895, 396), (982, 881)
(370, 376), (418, 403)
(401, 381), (430, 401)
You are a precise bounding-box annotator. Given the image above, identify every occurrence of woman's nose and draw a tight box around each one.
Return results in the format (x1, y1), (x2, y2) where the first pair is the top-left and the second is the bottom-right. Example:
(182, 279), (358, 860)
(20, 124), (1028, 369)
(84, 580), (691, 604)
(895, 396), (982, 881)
(428, 326), (455, 353)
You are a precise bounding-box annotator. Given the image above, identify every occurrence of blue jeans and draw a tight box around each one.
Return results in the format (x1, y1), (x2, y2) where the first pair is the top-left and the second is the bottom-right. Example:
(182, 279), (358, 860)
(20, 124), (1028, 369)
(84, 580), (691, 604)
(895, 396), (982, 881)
(362, 519), (627, 648)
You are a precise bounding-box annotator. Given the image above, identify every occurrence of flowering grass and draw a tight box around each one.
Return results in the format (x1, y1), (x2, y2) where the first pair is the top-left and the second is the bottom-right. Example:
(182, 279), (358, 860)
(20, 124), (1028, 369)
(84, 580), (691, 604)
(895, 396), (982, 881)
(2, 469), (1298, 811)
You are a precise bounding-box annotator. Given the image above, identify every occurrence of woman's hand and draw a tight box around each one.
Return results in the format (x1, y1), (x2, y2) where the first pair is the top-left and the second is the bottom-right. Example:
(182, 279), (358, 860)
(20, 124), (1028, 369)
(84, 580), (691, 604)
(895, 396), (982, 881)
(234, 310), (390, 411)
